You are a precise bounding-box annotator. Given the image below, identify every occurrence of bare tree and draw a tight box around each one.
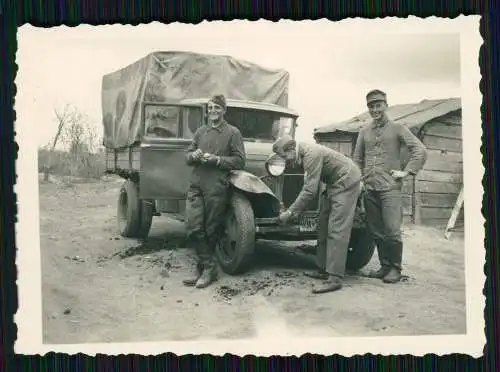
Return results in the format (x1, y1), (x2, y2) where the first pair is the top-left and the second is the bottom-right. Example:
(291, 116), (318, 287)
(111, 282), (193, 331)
(42, 104), (72, 181)
(85, 124), (99, 154)
(62, 109), (86, 157)
(61, 107), (94, 176)
(42, 104), (100, 180)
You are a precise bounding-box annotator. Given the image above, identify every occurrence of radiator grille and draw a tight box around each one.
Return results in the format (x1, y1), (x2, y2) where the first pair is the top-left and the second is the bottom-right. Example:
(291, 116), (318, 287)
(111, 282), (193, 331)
(262, 174), (319, 212)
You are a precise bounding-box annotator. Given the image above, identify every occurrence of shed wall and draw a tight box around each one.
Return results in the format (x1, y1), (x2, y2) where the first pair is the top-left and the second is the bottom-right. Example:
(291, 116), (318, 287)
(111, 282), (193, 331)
(414, 111), (464, 227)
(316, 132), (353, 157)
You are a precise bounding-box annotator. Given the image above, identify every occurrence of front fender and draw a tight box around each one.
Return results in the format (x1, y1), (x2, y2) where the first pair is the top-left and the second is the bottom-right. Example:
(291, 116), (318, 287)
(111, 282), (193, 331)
(228, 170), (281, 218)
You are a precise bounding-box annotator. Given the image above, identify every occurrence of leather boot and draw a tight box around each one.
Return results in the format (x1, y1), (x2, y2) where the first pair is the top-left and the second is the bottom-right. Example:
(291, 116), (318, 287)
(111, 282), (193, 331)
(312, 275), (343, 294)
(195, 260), (218, 289)
(182, 262), (203, 287)
(383, 241), (403, 283)
(368, 266), (391, 279)
(304, 269), (329, 280)
(383, 267), (402, 283)
(368, 240), (391, 278)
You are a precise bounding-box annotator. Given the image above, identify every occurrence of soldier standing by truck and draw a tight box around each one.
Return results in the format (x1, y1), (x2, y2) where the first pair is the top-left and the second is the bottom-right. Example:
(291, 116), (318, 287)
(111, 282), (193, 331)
(352, 89), (427, 283)
(272, 135), (362, 294)
(182, 94), (246, 289)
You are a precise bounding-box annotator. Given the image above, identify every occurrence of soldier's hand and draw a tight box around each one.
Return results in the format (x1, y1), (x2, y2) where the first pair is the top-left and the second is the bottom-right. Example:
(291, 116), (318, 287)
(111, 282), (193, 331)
(191, 149), (204, 161)
(279, 210), (293, 225)
(203, 153), (220, 166)
(390, 170), (409, 179)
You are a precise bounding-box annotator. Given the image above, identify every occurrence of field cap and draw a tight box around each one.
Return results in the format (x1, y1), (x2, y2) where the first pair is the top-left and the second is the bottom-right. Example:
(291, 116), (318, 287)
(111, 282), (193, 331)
(366, 89), (387, 104)
(272, 134), (295, 153)
(210, 94), (227, 109)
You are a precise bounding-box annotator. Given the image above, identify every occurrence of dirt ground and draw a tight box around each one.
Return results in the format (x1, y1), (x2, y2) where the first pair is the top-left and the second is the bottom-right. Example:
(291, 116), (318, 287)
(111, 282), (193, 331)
(38, 176), (467, 344)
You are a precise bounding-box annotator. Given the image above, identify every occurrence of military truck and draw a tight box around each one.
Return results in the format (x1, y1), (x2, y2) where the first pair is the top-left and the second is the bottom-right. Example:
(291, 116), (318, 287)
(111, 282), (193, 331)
(102, 51), (375, 274)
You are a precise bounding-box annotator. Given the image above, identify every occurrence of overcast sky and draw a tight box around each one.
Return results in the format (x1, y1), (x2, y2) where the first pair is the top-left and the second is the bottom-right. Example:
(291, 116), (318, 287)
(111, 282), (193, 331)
(16, 18), (463, 147)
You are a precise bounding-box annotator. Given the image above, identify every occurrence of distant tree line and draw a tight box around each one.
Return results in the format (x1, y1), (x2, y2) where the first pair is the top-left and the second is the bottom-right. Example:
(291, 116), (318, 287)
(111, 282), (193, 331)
(39, 104), (105, 180)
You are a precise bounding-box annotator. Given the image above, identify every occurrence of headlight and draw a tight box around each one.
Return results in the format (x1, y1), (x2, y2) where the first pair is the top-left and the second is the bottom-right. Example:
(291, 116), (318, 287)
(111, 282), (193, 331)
(265, 154), (286, 177)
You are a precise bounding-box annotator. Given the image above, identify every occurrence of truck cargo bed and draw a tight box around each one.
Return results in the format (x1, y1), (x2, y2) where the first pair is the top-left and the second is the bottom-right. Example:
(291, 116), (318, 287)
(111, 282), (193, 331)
(105, 145), (141, 175)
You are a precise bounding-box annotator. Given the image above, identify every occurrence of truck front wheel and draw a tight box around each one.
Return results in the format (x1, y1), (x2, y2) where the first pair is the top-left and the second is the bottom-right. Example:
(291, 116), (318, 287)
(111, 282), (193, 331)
(345, 227), (376, 271)
(215, 192), (255, 275)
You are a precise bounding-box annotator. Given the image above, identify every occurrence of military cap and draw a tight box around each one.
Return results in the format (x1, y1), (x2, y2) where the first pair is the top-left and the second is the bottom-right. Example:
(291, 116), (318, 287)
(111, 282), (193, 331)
(210, 94), (227, 109)
(366, 89), (387, 104)
(272, 134), (296, 153)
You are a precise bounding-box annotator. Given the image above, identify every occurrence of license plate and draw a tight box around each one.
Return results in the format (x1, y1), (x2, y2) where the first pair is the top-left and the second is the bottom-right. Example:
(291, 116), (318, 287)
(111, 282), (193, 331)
(298, 215), (318, 232)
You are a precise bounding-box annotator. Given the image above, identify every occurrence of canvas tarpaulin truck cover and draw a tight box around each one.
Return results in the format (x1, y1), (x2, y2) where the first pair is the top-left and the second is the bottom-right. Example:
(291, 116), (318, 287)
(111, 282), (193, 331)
(101, 51), (290, 149)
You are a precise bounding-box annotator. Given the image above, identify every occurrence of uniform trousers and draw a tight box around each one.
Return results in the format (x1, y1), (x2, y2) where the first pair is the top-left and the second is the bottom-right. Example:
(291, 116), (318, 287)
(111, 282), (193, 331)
(185, 175), (229, 270)
(315, 175), (362, 277)
(363, 188), (404, 270)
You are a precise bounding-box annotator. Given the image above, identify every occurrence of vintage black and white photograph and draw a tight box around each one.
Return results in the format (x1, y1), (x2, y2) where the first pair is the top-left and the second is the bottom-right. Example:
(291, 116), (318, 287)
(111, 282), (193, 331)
(14, 17), (484, 356)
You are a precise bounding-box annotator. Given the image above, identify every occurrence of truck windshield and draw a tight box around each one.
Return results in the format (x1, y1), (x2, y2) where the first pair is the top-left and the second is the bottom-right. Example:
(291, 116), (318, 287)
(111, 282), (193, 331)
(144, 105), (203, 139)
(143, 104), (294, 141)
(225, 108), (294, 141)
(144, 105), (180, 138)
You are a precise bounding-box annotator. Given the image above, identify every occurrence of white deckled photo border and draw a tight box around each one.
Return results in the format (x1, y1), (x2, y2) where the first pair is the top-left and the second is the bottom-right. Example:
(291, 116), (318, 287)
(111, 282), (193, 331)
(13, 15), (485, 357)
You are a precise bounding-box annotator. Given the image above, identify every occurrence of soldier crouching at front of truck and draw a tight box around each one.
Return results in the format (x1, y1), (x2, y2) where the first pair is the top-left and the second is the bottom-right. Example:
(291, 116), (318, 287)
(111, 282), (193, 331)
(272, 135), (362, 294)
(182, 94), (246, 289)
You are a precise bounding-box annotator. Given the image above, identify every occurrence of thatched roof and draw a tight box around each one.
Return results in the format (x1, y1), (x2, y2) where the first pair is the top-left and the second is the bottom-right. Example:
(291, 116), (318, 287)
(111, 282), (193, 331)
(314, 97), (462, 137)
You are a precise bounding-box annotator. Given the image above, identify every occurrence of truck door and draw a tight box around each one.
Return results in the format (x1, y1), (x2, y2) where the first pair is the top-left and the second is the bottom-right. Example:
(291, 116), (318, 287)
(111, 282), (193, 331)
(139, 102), (204, 204)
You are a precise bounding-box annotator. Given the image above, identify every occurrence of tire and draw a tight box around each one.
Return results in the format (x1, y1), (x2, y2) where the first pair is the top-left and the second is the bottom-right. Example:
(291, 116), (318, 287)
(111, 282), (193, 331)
(117, 180), (153, 238)
(136, 199), (154, 239)
(345, 227), (376, 271)
(215, 192), (255, 275)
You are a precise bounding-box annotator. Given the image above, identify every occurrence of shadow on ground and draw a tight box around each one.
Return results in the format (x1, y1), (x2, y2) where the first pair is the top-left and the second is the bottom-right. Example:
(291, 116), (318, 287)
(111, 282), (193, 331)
(115, 236), (186, 259)
(251, 241), (317, 271)
(111, 232), (317, 273)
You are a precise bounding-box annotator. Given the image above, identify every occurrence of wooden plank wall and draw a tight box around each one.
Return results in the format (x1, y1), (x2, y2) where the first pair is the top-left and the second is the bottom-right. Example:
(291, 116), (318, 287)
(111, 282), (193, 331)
(414, 111), (464, 227)
(401, 178), (414, 219)
(316, 133), (353, 158)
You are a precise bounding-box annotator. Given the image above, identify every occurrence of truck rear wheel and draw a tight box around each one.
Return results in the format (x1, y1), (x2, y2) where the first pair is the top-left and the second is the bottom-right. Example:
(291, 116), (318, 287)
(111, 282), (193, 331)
(137, 199), (154, 239)
(345, 227), (376, 271)
(215, 192), (255, 275)
(117, 180), (153, 239)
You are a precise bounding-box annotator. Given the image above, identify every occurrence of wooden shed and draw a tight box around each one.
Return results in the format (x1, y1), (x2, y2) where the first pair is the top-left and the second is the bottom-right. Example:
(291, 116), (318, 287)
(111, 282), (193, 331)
(313, 98), (464, 227)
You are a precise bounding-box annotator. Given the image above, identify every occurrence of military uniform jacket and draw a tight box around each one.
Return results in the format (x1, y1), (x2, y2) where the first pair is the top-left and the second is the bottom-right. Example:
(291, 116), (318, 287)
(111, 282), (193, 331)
(287, 142), (361, 217)
(186, 120), (246, 184)
(352, 119), (427, 191)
